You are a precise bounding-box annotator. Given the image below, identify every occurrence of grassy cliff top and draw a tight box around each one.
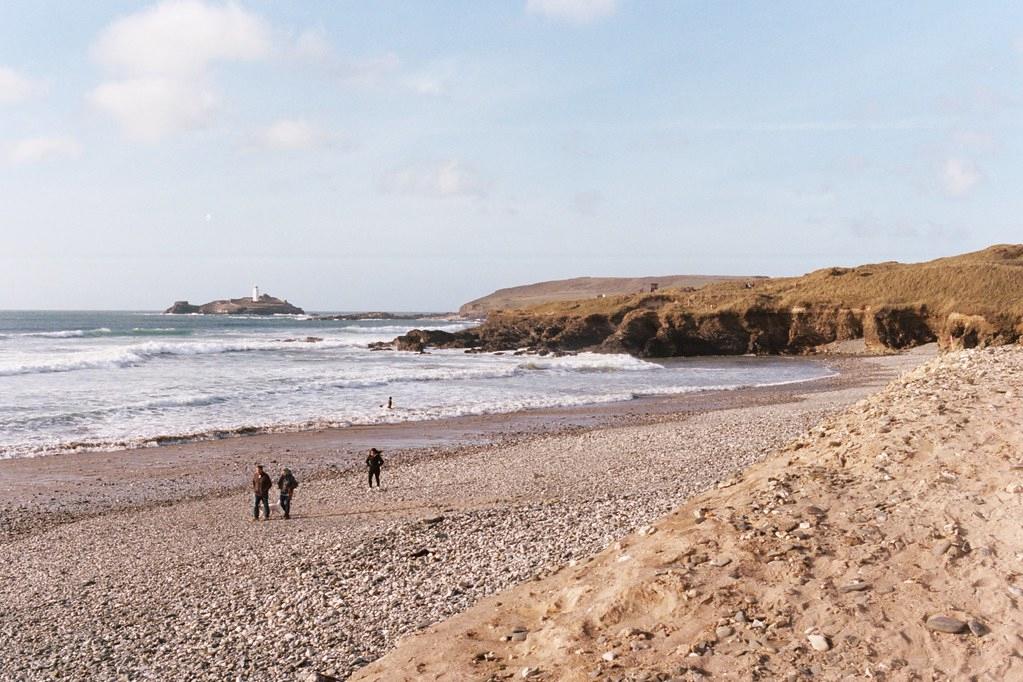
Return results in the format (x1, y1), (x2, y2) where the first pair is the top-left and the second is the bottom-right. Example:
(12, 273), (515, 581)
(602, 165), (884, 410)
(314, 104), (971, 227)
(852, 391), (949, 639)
(459, 274), (753, 316)
(516, 244), (1023, 319)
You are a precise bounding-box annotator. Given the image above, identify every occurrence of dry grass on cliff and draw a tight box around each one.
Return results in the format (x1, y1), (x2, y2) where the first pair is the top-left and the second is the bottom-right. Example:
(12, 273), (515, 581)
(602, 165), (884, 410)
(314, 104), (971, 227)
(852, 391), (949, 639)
(461, 275), (749, 315)
(520, 244), (1023, 320)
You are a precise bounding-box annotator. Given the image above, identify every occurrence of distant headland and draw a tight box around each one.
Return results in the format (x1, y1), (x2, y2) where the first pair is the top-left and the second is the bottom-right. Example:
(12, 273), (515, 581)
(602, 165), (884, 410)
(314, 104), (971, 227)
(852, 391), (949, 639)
(165, 287), (304, 315)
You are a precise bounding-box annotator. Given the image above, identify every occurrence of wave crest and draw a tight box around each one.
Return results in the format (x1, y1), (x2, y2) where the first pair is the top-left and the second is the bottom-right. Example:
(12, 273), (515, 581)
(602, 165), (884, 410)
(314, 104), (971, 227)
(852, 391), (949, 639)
(0, 338), (359, 377)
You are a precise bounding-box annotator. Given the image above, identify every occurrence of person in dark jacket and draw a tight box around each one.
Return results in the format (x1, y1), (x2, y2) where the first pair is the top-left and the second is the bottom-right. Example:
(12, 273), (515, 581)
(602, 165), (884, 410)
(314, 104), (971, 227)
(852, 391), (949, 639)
(366, 448), (384, 488)
(277, 467), (299, 519)
(252, 464), (272, 520)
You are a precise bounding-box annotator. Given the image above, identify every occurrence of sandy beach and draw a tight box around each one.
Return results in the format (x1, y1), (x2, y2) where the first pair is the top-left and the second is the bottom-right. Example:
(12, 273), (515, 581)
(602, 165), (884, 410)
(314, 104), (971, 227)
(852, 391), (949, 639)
(0, 351), (929, 680)
(353, 345), (1023, 682)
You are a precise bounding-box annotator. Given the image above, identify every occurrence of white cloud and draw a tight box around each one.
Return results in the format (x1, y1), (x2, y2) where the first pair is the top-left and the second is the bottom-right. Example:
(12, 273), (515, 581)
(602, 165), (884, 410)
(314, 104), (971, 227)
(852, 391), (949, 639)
(291, 28), (332, 62)
(91, 0), (271, 77)
(941, 158), (982, 197)
(335, 52), (402, 87)
(381, 160), (488, 198)
(90, 76), (216, 141)
(89, 0), (272, 140)
(403, 60), (457, 96)
(406, 75), (445, 96)
(9, 136), (82, 164)
(257, 118), (334, 151)
(526, 0), (618, 24)
(0, 66), (45, 105)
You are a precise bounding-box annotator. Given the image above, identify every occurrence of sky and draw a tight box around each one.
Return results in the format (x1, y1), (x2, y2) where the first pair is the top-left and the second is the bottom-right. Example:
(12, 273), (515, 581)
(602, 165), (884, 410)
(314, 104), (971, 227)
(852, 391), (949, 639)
(1, 1), (1022, 311)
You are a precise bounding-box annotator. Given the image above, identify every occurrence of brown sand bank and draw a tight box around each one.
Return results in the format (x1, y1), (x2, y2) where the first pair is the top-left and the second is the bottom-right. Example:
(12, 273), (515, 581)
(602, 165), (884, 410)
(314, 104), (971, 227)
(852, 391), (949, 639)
(352, 345), (1023, 682)
(0, 352), (925, 680)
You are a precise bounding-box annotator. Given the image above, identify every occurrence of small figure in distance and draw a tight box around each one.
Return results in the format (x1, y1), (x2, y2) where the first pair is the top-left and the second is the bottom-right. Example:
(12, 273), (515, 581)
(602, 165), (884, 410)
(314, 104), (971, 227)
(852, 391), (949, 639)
(366, 447), (384, 489)
(277, 467), (299, 520)
(387, 396), (393, 409)
(252, 464), (272, 521)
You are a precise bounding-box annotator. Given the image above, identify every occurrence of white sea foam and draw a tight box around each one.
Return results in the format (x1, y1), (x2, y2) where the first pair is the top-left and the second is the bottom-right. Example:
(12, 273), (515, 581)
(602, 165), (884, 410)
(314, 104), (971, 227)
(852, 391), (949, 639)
(0, 338), (360, 377)
(0, 312), (837, 459)
(515, 352), (658, 373)
(21, 327), (113, 338)
(327, 323), (472, 334)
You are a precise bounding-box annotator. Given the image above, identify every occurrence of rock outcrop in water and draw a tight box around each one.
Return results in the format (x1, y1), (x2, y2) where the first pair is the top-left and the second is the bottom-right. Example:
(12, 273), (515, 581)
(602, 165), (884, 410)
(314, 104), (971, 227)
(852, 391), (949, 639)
(164, 294), (304, 315)
(384, 245), (1023, 357)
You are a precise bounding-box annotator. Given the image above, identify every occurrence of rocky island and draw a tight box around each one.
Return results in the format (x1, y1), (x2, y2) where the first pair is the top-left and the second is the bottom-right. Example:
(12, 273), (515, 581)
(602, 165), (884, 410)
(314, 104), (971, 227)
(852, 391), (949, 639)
(164, 292), (304, 315)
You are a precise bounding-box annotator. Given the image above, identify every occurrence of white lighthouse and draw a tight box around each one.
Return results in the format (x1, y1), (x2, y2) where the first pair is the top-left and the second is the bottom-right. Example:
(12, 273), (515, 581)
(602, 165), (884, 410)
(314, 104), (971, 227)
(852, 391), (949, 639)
(252, 285), (260, 302)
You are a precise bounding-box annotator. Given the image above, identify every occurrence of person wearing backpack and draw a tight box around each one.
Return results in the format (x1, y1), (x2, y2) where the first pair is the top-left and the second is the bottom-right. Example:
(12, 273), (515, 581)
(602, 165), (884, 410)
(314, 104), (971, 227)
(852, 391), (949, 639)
(277, 467), (299, 519)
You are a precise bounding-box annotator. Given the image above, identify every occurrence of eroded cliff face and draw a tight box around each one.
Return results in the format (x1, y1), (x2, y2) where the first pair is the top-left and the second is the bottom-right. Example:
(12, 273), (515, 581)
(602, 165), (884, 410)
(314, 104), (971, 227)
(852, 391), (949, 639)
(390, 304), (1020, 357)
(415, 244), (1023, 357)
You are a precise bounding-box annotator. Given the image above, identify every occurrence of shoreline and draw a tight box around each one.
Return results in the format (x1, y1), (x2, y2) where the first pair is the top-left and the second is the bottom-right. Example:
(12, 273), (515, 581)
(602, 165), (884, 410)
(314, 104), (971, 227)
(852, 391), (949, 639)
(0, 353), (910, 541)
(1, 349), (937, 678)
(1, 351), (831, 461)
(0, 350), (936, 681)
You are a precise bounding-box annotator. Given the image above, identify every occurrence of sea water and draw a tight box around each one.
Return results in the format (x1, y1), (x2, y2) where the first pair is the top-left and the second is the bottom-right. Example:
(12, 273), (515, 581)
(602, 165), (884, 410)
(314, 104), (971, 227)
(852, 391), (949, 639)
(0, 311), (836, 458)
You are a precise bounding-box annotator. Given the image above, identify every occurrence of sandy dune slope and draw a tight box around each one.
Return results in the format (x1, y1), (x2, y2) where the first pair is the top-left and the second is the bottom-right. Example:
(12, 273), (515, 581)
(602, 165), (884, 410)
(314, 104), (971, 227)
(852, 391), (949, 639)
(353, 345), (1023, 681)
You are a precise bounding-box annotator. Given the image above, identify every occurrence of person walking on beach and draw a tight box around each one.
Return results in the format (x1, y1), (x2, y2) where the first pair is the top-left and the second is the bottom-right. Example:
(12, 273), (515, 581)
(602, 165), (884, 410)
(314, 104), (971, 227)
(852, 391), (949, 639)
(252, 464), (272, 520)
(366, 447), (384, 488)
(277, 467), (299, 520)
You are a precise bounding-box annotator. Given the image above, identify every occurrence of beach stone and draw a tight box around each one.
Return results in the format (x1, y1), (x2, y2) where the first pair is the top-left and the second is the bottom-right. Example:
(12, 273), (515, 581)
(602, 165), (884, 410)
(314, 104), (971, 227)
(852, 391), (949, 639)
(968, 620), (990, 637)
(602, 651), (617, 662)
(715, 626), (734, 639)
(925, 616), (967, 634)
(839, 581), (871, 593)
(807, 634), (830, 652)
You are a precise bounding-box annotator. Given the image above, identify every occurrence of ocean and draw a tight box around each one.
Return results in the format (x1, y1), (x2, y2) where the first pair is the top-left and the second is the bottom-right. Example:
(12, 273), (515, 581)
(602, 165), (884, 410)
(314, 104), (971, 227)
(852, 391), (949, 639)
(0, 310), (836, 458)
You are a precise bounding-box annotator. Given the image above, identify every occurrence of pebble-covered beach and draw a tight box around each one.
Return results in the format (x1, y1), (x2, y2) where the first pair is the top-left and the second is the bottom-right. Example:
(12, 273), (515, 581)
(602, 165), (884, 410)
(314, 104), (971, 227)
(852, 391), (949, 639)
(352, 344), (1023, 682)
(0, 353), (926, 681)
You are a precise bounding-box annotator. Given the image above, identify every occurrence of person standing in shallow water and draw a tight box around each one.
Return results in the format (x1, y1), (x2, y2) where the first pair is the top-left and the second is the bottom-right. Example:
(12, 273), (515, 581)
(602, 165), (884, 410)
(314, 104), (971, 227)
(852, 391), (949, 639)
(252, 464), (272, 520)
(277, 467), (299, 520)
(366, 448), (384, 488)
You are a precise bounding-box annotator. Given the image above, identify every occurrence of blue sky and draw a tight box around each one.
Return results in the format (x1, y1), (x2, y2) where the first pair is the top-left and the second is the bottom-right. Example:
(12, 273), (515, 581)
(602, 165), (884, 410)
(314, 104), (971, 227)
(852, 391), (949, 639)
(1, 1), (1021, 310)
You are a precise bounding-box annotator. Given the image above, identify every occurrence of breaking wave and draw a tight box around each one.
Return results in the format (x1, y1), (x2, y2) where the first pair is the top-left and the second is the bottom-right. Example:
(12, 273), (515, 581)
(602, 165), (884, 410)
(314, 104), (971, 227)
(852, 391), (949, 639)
(0, 338), (359, 377)
(23, 328), (113, 338)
